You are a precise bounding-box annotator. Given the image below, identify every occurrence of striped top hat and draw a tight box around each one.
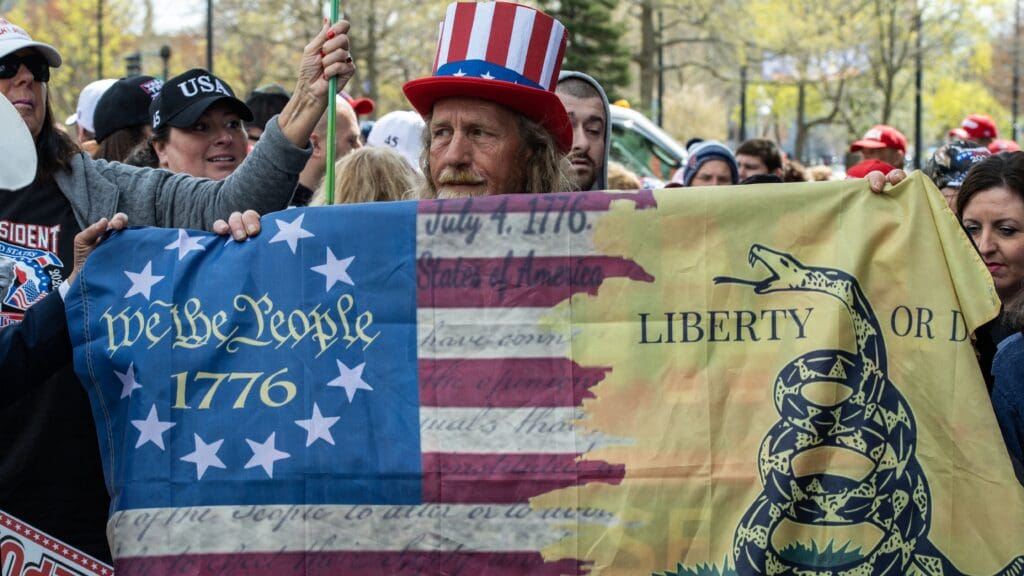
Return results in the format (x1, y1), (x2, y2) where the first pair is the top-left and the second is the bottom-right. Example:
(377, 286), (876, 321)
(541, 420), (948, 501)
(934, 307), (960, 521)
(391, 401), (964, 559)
(403, 1), (572, 153)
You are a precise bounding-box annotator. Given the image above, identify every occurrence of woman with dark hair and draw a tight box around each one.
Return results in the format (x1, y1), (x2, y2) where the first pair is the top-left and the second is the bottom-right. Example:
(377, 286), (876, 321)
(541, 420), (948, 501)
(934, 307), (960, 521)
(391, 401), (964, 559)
(957, 151), (1024, 483)
(123, 70), (255, 178)
(958, 152), (1024, 303)
(0, 15), (355, 561)
(146, 68), (251, 179)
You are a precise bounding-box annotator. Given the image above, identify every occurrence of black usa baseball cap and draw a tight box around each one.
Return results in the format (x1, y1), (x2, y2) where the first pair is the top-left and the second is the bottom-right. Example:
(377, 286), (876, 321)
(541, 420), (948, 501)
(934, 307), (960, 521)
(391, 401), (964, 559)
(151, 68), (253, 130)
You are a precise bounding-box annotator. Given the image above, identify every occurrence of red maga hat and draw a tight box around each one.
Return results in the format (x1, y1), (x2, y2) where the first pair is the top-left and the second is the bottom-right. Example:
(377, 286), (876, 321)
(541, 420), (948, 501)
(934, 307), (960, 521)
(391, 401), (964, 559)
(341, 91), (375, 116)
(846, 159), (895, 179)
(402, 1), (572, 153)
(961, 113), (998, 140)
(849, 124), (907, 154)
(948, 127), (969, 140)
(988, 139), (1021, 153)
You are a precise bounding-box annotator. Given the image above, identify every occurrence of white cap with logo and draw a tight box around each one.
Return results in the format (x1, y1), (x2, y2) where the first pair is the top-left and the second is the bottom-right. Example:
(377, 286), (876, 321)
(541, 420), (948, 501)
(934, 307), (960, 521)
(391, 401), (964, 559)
(0, 18), (61, 65)
(367, 110), (426, 174)
(65, 78), (117, 133)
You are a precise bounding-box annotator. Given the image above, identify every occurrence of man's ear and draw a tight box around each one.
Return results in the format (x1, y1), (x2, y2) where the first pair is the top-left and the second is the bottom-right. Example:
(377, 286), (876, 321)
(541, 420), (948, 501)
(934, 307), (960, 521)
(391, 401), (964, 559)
(310, 132), (324, 158)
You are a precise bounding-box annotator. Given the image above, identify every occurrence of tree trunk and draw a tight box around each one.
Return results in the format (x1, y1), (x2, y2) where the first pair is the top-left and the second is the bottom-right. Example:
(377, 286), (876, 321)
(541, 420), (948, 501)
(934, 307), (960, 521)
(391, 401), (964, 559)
(795, 82), (807, 162)
(638, 0), (657, 112)
(143, 0), (154, 37)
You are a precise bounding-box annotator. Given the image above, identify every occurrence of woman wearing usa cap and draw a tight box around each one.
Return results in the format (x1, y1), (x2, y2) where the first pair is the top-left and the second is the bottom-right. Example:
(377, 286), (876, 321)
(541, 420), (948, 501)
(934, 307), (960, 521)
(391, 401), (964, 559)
(129, 68), (251, 179)
(0, 14), (354, 562)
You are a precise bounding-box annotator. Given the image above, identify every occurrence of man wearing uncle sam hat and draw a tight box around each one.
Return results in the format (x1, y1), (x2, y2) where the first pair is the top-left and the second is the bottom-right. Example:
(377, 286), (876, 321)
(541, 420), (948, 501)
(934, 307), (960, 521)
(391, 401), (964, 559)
(404, 1), (578, 199)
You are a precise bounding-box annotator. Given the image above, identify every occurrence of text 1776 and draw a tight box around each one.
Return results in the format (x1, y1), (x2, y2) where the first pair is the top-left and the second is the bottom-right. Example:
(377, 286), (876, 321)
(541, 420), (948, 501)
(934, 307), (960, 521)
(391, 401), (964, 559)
(171, 368), (296, 410)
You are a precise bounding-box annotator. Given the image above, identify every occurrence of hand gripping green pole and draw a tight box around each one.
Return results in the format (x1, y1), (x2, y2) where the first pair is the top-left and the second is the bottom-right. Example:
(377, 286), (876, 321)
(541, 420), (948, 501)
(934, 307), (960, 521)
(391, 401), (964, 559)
(325, 0), (340, 205)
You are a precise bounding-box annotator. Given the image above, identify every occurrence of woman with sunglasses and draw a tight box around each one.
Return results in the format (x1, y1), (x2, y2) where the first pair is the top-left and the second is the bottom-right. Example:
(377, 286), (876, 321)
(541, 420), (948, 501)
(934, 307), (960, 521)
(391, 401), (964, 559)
(0, 15), (354, 563)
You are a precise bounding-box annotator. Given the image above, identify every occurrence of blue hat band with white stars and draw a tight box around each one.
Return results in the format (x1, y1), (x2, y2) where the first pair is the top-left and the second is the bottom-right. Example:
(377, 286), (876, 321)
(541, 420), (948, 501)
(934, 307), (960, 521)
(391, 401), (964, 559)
(436, 60), (544, 91)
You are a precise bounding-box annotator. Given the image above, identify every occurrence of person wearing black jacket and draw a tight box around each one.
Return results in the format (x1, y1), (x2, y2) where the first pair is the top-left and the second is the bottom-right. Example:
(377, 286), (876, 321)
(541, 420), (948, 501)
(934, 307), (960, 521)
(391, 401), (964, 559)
(3, 215), (124, 395)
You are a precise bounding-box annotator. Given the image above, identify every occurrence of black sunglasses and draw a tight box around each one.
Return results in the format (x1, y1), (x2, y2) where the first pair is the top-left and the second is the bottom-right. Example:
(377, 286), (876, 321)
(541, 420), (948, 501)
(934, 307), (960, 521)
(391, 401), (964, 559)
(0, 53), (50, 82)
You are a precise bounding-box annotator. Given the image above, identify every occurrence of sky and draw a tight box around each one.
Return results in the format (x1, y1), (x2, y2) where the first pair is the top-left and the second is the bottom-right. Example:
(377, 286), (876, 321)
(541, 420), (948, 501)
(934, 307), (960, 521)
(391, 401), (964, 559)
(151, 0), (207, 35)
(149, 1), (334, 34)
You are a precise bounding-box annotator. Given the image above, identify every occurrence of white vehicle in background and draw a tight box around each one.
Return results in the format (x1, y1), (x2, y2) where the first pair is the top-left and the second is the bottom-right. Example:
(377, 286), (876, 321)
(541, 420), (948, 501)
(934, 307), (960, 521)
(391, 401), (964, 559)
(609, 105), (687, 185)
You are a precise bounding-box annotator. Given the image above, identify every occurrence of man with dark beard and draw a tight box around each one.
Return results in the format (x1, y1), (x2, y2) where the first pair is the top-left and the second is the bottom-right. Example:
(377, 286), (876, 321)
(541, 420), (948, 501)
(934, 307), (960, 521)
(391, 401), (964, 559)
(404, 2), (577, 199)
(557, 71), (610, 191)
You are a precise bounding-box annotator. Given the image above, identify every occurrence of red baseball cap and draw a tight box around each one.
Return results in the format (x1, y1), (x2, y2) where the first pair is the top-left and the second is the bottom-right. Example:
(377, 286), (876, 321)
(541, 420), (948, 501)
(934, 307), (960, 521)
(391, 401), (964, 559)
(961, 113), (998, 140)
(947, 127), (969, 140)
(850, 125), (907, 154)
(988, 139), (1021, 153)
(341, 91), (375, 116)
(846, 159), (895, 179)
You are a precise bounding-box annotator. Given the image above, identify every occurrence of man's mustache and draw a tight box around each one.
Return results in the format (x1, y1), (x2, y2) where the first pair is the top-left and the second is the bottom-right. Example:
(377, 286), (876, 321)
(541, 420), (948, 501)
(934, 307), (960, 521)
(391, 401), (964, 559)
(436, 167), (486, 186)
(568, 152), (593, 168)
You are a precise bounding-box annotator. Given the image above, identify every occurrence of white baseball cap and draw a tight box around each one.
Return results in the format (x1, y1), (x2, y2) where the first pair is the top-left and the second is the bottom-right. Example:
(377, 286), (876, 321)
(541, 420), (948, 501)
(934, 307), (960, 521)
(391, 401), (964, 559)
(367, 110), (425, 174)
(65, 78), (117, 133)
(0, 18), (61, 66)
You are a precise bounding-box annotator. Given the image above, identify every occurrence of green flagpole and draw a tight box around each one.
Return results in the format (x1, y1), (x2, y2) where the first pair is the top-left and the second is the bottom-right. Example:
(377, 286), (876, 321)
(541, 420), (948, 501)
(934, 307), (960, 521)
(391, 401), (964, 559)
(325, 0), (340, 205)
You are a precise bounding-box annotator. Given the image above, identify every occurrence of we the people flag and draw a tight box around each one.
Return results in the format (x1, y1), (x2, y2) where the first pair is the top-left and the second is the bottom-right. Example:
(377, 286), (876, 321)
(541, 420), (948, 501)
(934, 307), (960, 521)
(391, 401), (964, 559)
(68, 173), (1024, 575)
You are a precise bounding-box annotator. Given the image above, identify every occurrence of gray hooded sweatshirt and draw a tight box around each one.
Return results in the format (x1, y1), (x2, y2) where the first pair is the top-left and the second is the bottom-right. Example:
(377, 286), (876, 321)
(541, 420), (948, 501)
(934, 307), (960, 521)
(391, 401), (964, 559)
(54, 116), (310, 230)
(557, 70), (611, 191)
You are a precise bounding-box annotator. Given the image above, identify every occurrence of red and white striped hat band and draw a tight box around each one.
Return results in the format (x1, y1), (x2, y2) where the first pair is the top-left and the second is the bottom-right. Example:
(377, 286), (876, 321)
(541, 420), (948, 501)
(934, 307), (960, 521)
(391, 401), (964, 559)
(431, 2), (567, 92)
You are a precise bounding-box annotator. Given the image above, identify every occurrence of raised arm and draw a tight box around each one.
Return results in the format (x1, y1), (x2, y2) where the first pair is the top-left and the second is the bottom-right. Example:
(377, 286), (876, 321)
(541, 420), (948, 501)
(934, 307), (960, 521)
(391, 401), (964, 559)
(66, 19), (357, 231)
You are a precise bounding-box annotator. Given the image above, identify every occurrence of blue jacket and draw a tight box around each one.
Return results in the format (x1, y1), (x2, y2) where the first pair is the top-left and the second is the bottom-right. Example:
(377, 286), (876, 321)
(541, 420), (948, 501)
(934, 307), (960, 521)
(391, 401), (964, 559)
(992, 331), (1024, 486)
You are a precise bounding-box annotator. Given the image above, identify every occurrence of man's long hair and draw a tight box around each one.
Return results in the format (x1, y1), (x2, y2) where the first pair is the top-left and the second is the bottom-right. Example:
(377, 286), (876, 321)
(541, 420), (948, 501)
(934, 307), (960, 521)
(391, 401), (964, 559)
(415, 110), (578, 199)
(34, 92), (79, 182)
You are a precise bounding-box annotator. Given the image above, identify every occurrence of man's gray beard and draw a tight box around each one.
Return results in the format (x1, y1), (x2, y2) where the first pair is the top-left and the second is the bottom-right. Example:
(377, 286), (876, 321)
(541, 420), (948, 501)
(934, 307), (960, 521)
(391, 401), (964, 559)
(434, 186), (481, 200)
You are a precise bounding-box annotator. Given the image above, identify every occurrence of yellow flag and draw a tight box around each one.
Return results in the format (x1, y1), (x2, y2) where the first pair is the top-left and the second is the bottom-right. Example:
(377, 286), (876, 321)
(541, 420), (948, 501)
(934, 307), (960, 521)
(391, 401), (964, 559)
(537, 173), (1022, 575)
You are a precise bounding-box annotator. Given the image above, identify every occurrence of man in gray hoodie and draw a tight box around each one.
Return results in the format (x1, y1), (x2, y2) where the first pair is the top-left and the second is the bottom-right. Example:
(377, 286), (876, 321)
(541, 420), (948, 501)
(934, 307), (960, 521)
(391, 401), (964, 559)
(557, 71), (611, 191)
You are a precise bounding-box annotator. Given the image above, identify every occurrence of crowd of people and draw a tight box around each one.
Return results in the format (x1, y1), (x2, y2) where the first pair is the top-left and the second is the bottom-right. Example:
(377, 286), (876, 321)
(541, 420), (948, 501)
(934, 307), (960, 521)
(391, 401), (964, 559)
(1, 0), (1022, 563)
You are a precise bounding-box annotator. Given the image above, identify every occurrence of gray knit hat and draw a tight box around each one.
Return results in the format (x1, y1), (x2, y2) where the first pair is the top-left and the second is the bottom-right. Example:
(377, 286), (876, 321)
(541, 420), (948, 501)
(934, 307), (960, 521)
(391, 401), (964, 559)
(682, 140), (739, 186)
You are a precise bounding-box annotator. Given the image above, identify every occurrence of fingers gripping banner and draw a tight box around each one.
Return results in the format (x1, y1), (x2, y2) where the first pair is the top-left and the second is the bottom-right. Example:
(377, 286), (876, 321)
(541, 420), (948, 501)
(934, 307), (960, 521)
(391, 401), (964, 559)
(67, 173), (1024, 575)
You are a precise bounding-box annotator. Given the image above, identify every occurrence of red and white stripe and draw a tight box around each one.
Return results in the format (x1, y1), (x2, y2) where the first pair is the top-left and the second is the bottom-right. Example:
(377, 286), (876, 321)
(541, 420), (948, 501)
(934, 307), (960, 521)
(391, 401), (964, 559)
(432, 2), (567, 91)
